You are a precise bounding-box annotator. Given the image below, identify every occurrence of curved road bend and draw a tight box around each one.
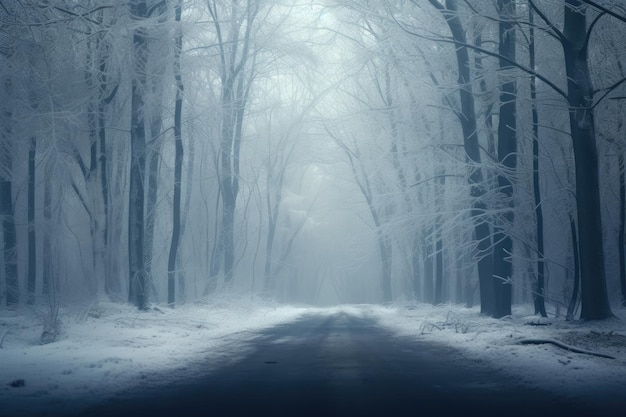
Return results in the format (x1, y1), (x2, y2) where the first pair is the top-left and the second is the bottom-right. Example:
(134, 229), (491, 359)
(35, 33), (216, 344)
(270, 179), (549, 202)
(81, 312), (615, 417)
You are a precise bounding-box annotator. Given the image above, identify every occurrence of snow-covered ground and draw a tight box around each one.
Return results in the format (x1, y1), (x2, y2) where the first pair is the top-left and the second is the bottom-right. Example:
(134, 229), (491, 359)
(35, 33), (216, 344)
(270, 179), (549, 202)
(366, 303), (626, 407)
(0, 296), (312, 417)
(1, 299), (625, 416)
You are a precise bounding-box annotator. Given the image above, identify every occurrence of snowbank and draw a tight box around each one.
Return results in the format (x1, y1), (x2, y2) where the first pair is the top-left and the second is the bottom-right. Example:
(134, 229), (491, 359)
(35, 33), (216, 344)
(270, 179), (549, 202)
(0, 296), (310, 417)
(367, 303), (626, 406)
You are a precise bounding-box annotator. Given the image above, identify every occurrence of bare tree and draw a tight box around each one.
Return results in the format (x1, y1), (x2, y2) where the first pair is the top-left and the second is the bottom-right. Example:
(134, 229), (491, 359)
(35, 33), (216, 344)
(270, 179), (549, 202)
(168, 0), (185, 306)
(128, 0), (150, 310)
(528, 3), (547, 317)
(491, 0), (517, 319)
(206, 0), (261, 291)
(528, 0), (615, 319)
(427, 0), (495, 314)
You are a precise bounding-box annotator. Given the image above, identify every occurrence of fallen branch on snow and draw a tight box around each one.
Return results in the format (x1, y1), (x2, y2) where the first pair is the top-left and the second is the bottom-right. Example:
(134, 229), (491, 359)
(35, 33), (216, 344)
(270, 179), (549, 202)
(517, 338), (615, 359)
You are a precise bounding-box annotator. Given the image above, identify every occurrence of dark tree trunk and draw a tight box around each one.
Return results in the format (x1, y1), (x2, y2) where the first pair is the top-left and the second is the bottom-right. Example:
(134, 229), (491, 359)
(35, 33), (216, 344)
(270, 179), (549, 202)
(529, 5), (547, 317)
(379, 233), (393, 303)
(143, 4), (167, 302)
(411, 237), (421, 301)
(221, 191), (236, 286)
(214, 77), (238, 288)
(98, 82), (110, 254)
(144, 78), (164, 302)
(1, 146), (18, 306)
(423, 230), (434, 304)
(128, 0), (148, 310)
(263, 221), (277, 293)
(562, 1), (612, 320)
(43, 179), (51, 296)
(98, 70), (115, 296)
(434, 232), (443, 305)
(207, 194), (222, 294)
(82, 22), (115, 299)
(207, 1), (257, 289)
(222, 71), (248, 287)
(27, 138), (36, 305)
(168, 0), (184, 307)
(144, 137), (160, 300)
(617, 149), (626, 307)
(99, 104), (114, 296)
(455, 251), (463, 304)
(263, 170), (283, 294)
(492, 0), (517, 319)
(566, 215), (581, 320)
(430, 0), (494, 315)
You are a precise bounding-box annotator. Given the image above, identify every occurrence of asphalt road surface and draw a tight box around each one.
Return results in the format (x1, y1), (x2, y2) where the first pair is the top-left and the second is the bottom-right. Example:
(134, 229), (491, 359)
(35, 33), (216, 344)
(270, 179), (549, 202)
(80, 312), (616, 417)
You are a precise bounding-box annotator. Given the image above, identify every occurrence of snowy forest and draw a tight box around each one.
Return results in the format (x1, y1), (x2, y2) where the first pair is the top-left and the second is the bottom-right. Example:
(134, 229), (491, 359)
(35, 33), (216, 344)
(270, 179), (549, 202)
(2, 0), (626, 327)
(3, 1), (626, 415)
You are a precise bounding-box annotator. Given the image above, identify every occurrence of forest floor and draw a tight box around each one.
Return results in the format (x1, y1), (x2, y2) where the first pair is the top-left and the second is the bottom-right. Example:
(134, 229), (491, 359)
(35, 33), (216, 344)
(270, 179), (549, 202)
(0, 297), (625, 416)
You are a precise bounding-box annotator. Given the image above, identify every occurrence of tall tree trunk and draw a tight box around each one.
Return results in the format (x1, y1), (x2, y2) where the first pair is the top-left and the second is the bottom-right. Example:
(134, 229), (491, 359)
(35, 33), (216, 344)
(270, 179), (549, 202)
(86, 8), (117, 298)
(566, 215), (581, 320)
(1, 130), (18, 306)
(434, 173), (445, 305)
(27, 137), (36, 305)
(562, 1), (612, 320)
(86, 100), (105, 297)
(429, 0), (494, 314)
(617, 149), (626, 307)
(144, 95), (163, 301)
(529, 5), (547, 317)
(263, 221), (277, 293)
(99, 106), (112, 294)
(144, 141), (160, 300)
(128, 0), (148, 310)
(423, 229), (434, 304)
(82, 30), (108, 299)
(220, 191), (236, 286)
(176, 133), (194, 301)
(43, 178), (51, 296)
(380, 234), (392, 303)
(434, 231), (443, 305)
(168, 0), (184, 306)
(492, 0), (517, 319)
(143, 3), (167, 301)
(98, 77), (116, 297)
(263, 171), (282, 294)
(215, 71), (238, 288)
(207, 0), (258, 289)
(411, 237), (421, 301)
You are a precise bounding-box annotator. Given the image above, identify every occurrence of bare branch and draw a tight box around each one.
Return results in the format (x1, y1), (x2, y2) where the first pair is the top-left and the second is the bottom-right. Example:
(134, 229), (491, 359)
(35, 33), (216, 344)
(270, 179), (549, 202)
(584, 11), (606, 53)
(581, 0), (626, 24)
(390, 13), (568, 99)
(527, 0), (565, 42)
(592, 76), (626, 110)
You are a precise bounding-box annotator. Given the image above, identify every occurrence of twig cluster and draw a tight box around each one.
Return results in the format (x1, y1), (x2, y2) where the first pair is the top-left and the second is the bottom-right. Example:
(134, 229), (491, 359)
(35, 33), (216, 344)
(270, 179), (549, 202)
(419, 310), (472, 334)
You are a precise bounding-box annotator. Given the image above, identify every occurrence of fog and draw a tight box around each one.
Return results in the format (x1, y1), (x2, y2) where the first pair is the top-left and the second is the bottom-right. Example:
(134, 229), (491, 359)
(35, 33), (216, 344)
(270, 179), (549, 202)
(1, 2), (626, 413)
(9, 0), (626, 325)
(2, 0), (626, 317)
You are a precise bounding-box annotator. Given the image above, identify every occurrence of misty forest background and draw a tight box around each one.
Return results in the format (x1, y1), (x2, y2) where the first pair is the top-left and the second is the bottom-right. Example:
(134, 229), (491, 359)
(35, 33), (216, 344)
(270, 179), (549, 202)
(1, 0), (626, 337)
